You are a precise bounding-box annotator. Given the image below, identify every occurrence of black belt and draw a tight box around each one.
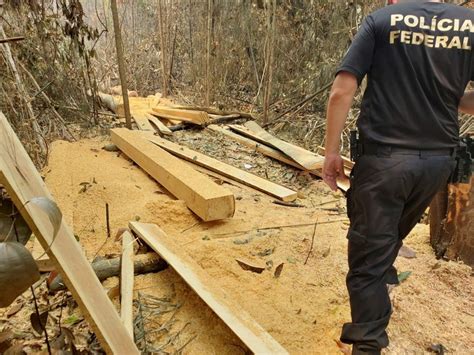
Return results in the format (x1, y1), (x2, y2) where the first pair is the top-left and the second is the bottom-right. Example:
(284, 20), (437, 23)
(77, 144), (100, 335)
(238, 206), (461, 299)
(360, 143), (455, 158)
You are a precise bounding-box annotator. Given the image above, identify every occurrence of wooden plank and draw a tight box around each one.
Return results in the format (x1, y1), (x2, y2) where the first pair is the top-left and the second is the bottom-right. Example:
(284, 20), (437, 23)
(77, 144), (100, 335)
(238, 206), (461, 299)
(230, 124), (322, 164)
(120, 231), (135, 338)
(133, 113), (155, 131)
(244, 121), (323, 170)
(111, 128), (235, 221)
(170, 104), (257, 120)
(0, 112), (138, 354)
(151, 106), (210, 125)
(146, 114), (172, 136)
(208, 125), (350, 191)
(208, 125), (308, 170)
(147, 136), (298, 202)
(129, 222), (289, 355)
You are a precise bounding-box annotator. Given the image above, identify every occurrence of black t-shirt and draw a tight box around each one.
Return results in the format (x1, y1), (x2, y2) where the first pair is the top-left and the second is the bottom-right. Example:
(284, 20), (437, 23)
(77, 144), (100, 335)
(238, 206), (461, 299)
(338, 1), (474, 149)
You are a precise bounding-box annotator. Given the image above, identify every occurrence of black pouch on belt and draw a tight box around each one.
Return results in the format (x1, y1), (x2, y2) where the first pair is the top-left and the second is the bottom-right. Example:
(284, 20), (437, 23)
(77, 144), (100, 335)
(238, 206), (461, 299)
(450, 136), (473, 184)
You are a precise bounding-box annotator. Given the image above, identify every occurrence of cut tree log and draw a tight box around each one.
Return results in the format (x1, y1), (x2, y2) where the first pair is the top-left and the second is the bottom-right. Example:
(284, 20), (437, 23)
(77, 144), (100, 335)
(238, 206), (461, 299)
(151, 106), (210, 125)
(0, 112), (139, 354)
(244, 121), (323, 170)
(430, 178), (473, 266)
(111, 129), (235, 221)
(129, 222), (289, 355)
(147, 136), (298, 202)
(49, 253), (166, 292)
(120, 231), (135, 338)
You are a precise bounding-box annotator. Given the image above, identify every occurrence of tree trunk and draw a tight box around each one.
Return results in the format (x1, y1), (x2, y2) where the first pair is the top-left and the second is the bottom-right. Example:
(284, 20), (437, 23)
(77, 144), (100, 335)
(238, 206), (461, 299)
(430, 177), (474, 267)
(262, 0), (276, 125)
(0, 24), (47, 155)
(49, 253), (167, 292)
(205, 0), (213, 106)
(110, 0), (132, 129)
(158, 0), (168, 97)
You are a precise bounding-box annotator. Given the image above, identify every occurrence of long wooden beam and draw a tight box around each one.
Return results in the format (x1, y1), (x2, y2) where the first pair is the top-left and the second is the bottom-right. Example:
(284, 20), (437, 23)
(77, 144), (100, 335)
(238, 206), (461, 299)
(0, 112), (138, 354)
(244, 121), (323, 170)
(208, 125), (308, 170)
(230, 124), (323, 166)
(120, 231), (135, 338)
(111, 128), (235, 221)
(146, 114), (172, 136)
(147, 136), (298, 202)
(129, 222), (289, 355)
(151, 106), (210, 125)
(208, 125), (350, 191)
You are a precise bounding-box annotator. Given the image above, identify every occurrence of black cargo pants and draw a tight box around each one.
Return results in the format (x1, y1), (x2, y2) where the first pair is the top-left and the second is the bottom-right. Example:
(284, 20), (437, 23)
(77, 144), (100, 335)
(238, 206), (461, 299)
(340, 145), (456, 354)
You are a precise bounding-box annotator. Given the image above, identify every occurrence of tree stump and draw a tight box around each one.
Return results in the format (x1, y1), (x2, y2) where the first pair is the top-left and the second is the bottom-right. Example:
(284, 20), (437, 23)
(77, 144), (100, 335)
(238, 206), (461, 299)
(430, 177), (473, 267)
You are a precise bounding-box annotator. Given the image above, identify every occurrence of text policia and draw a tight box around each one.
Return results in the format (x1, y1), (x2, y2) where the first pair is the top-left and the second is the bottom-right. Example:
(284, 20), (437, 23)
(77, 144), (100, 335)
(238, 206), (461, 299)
(390, 14), (473, 50)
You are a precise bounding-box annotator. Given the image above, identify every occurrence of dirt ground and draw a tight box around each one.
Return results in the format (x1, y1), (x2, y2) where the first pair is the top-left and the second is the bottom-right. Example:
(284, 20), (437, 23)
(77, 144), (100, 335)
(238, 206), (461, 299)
(2, 127), (473, 354)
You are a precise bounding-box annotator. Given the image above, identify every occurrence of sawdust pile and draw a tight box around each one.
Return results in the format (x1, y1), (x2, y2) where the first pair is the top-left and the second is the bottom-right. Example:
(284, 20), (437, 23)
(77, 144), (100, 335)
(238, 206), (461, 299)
(3, 135), (471, 354)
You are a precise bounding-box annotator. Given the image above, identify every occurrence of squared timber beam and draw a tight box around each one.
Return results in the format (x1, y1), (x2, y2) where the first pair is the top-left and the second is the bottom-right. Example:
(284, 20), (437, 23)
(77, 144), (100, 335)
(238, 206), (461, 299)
(147, 135), (298, 202)
(111, 129), (235, 221)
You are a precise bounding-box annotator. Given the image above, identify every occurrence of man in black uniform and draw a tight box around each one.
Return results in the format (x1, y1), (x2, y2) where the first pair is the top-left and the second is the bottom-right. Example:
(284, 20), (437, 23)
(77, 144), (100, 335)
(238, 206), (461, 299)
(323, 0), (474, 354)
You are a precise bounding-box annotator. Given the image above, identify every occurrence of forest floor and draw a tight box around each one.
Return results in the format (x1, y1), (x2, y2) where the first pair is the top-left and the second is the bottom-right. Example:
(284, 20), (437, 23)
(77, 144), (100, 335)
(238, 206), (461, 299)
(1, 121), (473, 354)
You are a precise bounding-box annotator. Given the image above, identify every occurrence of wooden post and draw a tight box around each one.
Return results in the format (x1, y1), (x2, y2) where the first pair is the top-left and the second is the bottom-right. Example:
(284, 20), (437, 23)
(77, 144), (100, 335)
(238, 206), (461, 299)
(430, 178), (474, 267)
(110, 0), (132, 129)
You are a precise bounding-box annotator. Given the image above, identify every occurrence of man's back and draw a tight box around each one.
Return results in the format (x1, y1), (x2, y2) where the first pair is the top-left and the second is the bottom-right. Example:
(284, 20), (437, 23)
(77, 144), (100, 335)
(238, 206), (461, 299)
(339, 2), (474, 149)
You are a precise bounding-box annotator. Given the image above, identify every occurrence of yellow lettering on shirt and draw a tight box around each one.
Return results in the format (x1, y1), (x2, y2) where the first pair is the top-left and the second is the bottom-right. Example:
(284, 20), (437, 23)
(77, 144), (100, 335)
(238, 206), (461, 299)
(434, 36), (449, 48)
(388, 15), (472, 51)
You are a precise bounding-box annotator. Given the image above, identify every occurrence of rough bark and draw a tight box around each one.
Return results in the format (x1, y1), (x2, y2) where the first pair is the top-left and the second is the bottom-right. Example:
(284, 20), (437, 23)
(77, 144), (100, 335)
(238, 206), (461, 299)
(110, 0), (132, 129)
(49, 253), (167, 292)
(430, 177), (474, 267)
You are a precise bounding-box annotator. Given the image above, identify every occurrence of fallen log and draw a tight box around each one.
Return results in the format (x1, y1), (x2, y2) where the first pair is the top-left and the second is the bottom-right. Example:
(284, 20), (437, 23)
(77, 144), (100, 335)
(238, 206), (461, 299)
(49, 253), (167, 292)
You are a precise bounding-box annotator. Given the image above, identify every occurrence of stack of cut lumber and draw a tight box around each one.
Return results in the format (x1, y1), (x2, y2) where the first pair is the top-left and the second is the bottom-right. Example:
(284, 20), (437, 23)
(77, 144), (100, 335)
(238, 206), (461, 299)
(99, 93), (251, 136)
(110, 128), (298, 219)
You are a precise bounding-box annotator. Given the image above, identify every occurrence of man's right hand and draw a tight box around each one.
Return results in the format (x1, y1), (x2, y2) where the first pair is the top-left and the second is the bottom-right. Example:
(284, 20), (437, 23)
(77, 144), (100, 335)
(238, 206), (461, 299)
(323, 153), (346, 191)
